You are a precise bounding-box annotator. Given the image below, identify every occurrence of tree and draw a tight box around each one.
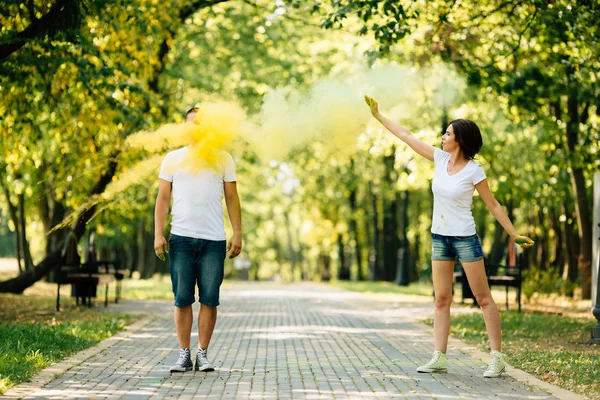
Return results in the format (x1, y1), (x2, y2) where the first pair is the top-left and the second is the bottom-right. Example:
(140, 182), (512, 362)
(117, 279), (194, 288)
(317, 0), (600, 298)
(0, 0), (231, 292)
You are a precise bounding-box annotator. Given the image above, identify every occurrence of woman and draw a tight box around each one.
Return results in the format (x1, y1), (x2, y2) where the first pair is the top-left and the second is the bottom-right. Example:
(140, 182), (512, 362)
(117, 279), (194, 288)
(364, 96), (533, 378)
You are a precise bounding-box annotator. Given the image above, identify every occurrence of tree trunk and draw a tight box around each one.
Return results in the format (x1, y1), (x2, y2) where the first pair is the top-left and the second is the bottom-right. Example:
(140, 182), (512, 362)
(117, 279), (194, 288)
(143, 229), (159, 279)
(382, 152), (399, 281)
(566, 84), (593, 299)
(283, 211), (297, 280)
(348, 186), (364, 281)
(17, 193), (33, 270)
(561, 202), (579, 295)
(536, 208), (549, 269)
(38, 181), (68, 256)
(3, 187), (23, 272)
(337, 233), (350, 280)
(136, 216), (147, 275)
(368, 181), (383, 281)
(296, 225), (306, 280)
(396, 188), (410, 285)
(319, 251), (331, 281)
(549, 206), (564, 271)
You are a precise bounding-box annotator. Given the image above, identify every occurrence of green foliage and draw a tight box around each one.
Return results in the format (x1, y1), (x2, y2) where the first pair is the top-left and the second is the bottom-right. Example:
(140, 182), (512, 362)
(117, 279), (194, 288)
(310, 0), (420, 54)
(430, 311), (600, 399)
(1, 0), (597, 294)
(522, 267), (578, 300)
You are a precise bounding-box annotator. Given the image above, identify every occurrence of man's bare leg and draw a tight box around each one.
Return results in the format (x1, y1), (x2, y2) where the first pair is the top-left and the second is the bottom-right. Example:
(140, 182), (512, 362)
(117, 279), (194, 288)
(198, 304), (217, 349)
(194, 304), (217, 371)
(170, 305), (194, 372)
(175, 305), (193, 349)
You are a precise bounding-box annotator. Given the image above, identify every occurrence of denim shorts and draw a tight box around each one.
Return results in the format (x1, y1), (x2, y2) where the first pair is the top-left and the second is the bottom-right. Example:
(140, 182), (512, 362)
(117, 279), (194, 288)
(431, 233), (484, 263)
(169, 234), (226, 307)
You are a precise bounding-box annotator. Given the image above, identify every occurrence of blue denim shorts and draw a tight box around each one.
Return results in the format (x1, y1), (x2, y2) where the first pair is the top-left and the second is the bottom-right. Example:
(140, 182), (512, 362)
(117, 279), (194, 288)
(431, 233), (484, 263)
(169, 234), (226, 307)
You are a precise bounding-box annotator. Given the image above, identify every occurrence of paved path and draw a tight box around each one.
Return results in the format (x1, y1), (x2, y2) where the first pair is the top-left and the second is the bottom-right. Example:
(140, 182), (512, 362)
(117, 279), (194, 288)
(3, 283), (584, 399)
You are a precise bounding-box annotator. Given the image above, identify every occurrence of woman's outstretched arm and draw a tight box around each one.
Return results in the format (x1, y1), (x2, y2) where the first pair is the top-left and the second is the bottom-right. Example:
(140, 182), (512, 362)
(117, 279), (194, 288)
(365, 95), (436, 161)
(475, 178), (534, 249)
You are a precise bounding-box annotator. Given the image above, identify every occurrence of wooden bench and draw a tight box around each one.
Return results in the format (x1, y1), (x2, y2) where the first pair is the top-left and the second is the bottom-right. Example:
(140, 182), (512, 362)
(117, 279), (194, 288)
(486, 242), (522, 312)
(54, 232), (125, 311)
(451, 241), (523, 311)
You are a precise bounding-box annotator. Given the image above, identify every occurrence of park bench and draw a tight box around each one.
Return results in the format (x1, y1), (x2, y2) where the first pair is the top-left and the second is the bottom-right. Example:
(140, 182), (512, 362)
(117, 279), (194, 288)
(53, 232), (125, 311)
(485, 241), (522, 312)
(452, 240), (523, 311)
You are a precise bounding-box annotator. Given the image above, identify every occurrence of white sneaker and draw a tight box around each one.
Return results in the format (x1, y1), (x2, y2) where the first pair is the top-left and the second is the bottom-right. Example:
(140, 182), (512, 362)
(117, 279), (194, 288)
(170, 348), (193, 372)
(483, 350), (506, 378)
(417, 351), (447, 373)
(194, 348), (215, 372)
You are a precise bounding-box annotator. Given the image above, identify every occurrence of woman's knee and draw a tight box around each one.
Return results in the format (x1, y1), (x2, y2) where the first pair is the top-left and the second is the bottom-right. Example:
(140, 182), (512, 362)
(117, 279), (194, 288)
(474, 293), (495, 309)
(434, 294), (453, 310)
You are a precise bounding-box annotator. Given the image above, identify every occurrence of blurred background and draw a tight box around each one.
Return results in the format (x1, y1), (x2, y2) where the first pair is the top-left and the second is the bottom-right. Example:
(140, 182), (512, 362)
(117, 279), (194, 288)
(0, 0), (598, 302)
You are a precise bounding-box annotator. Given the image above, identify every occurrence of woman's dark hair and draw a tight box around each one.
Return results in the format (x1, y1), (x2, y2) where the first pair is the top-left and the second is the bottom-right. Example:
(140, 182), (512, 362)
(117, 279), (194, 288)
(449, 119), (483, 160)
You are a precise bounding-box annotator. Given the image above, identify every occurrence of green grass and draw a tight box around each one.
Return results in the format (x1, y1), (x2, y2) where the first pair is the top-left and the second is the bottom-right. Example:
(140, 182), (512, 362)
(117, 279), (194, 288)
(329, 280), (432, 297)
(0, 294), (139, 395)
(426, 311), (600, 399)
(120, 275), (235, 301)
(120, 275), (174, 300)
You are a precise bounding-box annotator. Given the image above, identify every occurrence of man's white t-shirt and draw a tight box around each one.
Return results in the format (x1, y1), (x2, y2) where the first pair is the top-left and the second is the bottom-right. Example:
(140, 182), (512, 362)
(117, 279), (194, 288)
(431, 148), (486, 236)
(158, 147), (236, 241)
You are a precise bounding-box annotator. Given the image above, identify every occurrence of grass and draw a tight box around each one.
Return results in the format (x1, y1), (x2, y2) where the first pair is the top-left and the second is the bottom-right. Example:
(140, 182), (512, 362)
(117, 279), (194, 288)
(425, 311), (600, 399)
(120, 274), (174, 300)
(0, 293), (140, 395)
(329, 280), (433, 297)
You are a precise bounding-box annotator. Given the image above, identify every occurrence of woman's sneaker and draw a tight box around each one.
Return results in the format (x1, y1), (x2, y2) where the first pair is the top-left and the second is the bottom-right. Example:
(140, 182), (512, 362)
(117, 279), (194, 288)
(417, 351), (447, 373)
(170, 348), (193, 372)
(483, 350), (506, 378)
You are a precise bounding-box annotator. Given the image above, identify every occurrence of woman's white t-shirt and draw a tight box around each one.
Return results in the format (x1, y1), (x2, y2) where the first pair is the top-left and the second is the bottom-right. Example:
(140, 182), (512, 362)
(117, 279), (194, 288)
(431, 148), (486, 236)
(158, 147), (236, 241)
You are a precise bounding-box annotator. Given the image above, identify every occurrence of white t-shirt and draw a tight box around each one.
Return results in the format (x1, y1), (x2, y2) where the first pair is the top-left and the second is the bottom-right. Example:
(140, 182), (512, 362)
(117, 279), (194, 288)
(158, 147), (236, 241)
(431, 148), (486, 236)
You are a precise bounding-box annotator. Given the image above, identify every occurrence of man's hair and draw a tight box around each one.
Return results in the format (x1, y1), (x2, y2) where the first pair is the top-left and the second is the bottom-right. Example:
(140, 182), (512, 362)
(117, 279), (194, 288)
(184, 103), (201, 118)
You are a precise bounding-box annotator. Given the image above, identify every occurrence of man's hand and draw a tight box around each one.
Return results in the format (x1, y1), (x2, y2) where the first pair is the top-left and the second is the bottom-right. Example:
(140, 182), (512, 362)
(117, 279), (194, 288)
(514, 235), (534, 249)
(364, 95), (380, 117)
(154, 236), (168, 261)
(227, 232), (242, 259)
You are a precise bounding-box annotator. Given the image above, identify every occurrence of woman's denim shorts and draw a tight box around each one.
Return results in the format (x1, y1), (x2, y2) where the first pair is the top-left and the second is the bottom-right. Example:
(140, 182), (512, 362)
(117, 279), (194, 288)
(431, 233), (483, 263)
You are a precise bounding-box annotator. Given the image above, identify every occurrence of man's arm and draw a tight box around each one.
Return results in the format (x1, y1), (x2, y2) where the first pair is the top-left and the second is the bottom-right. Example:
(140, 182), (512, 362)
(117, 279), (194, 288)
(154, 179), (172, 261)
(224, 181), (242, 259)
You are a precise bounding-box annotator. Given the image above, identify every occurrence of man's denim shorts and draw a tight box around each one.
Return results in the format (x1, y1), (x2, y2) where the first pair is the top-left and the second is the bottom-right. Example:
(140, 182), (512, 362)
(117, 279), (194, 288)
(169, 234), (226, 307)
(431, 233), (484, 263)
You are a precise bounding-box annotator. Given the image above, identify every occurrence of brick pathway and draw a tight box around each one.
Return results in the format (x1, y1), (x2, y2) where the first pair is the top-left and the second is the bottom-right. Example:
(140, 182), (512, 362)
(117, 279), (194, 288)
(3, 283), (583, 399)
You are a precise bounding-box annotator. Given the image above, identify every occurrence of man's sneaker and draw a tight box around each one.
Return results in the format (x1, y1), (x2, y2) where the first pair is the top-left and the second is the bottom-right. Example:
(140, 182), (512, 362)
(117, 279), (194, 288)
(416, 351), (448, 373)
(170, 348), (193, 372)
(194, 348), (215, 372)
(483, 350), (506, 378)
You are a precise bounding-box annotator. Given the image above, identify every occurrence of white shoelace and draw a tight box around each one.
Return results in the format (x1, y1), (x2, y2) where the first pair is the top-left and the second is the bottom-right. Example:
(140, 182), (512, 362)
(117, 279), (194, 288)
(176, 349), (190, 365)
(487, 356), (502, 372)
(426, 353), (441, 367)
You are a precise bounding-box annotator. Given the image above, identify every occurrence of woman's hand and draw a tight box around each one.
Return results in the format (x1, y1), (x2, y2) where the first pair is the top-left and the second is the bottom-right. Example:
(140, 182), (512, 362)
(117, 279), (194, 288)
(514, 235), (534, 249)
(364, 95), (380, 117)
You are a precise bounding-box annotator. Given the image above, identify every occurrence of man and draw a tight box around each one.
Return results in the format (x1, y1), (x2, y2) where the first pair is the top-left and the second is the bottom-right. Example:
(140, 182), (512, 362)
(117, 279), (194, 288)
(154, 104), (242, 372)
